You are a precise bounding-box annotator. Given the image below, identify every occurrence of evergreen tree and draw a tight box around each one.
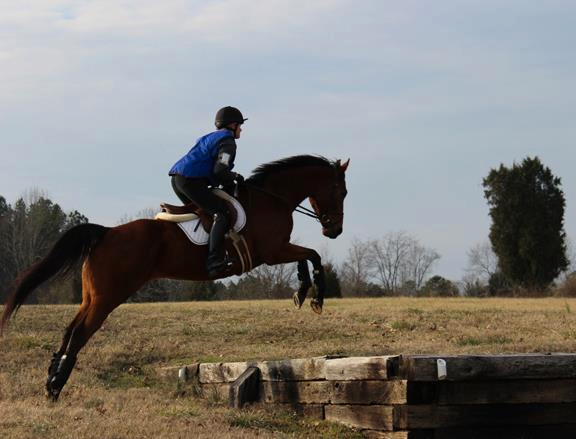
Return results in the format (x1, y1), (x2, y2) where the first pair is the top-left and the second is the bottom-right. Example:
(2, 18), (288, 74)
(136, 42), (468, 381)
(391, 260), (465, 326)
(65, 210), (89, 229)
(0, 193), (90, 304)
(323, 263), (342, 298)
(419, 275), (459, 297)
(488, 271), (512, 296)
(0, 196), (7, 216)
(483, 157), (568, 290)
(0, 196), (10, 297)
(63, 210), (89, 303)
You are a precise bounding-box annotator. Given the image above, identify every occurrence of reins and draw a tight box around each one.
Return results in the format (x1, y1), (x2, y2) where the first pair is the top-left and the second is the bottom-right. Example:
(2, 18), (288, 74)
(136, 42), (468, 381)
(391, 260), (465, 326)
(242, 183), (321, 222)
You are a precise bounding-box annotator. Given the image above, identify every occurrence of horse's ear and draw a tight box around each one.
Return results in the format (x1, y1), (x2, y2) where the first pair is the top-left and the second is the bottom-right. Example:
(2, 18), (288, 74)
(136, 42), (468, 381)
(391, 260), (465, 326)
(340, 158), (350, 172)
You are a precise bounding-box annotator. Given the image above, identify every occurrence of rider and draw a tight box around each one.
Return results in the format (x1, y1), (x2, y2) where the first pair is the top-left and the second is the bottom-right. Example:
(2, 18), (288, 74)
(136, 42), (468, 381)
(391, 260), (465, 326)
(169, 106), (246, 278)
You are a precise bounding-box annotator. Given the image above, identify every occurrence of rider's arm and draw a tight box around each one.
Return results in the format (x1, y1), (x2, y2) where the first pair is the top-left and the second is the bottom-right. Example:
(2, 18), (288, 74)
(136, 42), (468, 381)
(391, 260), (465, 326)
(213, 138), (238, 186)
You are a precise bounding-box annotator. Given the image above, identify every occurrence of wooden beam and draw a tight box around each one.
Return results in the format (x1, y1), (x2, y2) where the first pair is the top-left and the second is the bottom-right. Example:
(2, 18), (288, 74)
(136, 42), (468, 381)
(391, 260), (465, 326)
(331, 380), (407, 404)
(200, 361), (252, 383)
(395, 354), (576, 381)
(325, 405), (394, 431)
(229, 366), (261, 409)
(260, 381), (331, 404)
(325, 356), (397, 380)
(260, 380), (407, 404)
(199, 357), (328, 383)
(157, 363), (199, 380)
(394, 403), (576, 429)
(258, 357), (327, 381)
(406, 379), (576, 405)
(432, 425), (576, 439)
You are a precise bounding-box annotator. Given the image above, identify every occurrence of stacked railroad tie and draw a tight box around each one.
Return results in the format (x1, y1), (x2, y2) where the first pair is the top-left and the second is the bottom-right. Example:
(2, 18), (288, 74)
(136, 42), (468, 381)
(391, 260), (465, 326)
(161, 353), (576, 438)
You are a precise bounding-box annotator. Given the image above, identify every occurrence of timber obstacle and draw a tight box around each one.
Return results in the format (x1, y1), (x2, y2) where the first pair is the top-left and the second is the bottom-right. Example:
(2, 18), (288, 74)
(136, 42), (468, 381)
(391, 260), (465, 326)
(161, 353), (576, 438)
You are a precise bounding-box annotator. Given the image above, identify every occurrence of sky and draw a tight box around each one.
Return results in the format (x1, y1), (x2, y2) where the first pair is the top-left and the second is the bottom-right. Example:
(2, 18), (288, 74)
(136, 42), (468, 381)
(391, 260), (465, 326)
(1, 0), (575, 281)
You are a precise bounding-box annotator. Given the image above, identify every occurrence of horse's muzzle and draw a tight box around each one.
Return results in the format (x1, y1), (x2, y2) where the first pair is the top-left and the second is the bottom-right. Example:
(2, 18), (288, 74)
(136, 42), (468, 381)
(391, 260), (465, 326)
(323, 226), (343, 239)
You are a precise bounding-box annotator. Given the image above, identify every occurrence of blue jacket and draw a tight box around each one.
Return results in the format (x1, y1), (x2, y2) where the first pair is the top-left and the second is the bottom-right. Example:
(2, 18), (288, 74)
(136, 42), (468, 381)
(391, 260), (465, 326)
(169, 130), (234, 182)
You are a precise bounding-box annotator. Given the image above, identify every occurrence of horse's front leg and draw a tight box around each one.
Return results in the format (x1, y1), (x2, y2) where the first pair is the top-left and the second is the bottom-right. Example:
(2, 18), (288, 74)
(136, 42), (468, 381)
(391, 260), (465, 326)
(264, 243), (325, 314)
(294, 260), (312, 309)
(310, 264), (325, 314)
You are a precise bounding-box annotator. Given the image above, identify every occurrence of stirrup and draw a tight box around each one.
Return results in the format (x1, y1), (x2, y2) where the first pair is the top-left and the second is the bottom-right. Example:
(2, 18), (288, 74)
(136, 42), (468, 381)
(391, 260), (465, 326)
(207, 257), (233, 278)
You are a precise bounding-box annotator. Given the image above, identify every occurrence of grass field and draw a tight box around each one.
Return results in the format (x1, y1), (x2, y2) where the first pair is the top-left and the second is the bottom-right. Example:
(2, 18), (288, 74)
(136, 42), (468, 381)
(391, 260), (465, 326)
(2, 297), (576, 438)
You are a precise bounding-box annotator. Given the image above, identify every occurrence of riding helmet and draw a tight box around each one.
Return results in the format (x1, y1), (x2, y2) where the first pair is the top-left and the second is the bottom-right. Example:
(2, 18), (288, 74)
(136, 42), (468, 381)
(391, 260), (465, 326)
(215, 106), (248, 128)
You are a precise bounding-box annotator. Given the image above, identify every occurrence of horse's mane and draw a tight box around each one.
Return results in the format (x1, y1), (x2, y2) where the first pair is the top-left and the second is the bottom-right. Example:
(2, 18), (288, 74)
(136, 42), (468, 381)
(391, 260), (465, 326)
(246, 155), (333, 187)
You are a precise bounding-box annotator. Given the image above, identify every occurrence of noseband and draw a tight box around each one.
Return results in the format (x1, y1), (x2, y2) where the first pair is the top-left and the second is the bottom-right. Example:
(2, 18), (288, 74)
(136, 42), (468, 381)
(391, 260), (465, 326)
(319, 211), (344, 228)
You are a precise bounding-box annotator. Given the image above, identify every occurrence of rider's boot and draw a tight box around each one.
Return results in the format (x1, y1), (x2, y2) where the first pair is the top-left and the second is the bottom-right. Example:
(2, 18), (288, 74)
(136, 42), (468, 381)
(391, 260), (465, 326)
(207, 213), (231, 278)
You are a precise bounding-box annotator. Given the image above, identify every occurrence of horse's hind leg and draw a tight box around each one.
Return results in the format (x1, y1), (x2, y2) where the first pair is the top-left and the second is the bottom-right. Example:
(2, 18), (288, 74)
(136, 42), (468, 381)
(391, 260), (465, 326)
(47, 270), (93, 388)
(46, 299), (114, 401)
(46, 302), (90, 389)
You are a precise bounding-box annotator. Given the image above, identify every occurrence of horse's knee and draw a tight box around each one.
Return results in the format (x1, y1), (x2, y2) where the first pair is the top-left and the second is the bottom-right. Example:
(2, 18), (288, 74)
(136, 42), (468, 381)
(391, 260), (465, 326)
(308, 251), (321, 268)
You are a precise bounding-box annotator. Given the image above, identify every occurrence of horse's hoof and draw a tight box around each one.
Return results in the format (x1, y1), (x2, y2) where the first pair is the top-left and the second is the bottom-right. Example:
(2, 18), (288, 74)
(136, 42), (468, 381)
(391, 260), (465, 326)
(45, 383), (61, 402)
(293, 292), (302, 309)
(310, 299), (323, 315)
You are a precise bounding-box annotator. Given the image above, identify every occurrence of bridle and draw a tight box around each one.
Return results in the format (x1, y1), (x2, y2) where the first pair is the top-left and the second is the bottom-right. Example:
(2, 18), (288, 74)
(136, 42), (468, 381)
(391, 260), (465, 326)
(243, 183), (319, 220)
(242, 182), (343, 229)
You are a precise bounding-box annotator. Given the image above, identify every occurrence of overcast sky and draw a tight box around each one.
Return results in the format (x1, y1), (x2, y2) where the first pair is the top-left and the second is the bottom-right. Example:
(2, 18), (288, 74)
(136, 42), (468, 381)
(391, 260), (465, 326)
(1, 0), (575, 280)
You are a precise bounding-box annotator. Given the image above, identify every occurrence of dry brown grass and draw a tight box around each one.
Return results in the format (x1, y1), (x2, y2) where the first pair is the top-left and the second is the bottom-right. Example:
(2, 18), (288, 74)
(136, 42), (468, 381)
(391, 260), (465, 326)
(2, 297), (576, 438)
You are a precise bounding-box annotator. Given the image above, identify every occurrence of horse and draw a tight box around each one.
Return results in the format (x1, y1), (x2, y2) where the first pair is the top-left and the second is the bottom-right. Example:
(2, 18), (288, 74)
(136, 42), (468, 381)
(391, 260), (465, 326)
(1, 155), (349, 401)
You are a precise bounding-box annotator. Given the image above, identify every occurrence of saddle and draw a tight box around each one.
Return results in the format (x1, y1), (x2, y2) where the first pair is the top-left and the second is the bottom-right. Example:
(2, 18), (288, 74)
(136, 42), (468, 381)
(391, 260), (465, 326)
(157, 190), (252, 273)
(157, 190), (239, 234)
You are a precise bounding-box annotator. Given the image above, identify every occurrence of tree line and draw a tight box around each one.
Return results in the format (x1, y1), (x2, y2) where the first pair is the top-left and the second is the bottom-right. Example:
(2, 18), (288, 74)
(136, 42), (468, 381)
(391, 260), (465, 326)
(1, 156), (574, 304)
(0, 190), (88, 304)
(0, 190), (444, 303)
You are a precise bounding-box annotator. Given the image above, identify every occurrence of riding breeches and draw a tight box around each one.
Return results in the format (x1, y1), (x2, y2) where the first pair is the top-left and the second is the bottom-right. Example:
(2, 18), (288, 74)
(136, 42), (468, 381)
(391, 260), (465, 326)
(170, 175), (230, 219)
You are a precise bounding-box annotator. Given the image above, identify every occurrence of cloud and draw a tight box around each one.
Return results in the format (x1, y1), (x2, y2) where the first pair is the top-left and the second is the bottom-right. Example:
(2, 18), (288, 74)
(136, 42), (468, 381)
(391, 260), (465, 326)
(51, 0), (344, 40)
(0, 1), (66, 27)
(0, 0), (348, 102)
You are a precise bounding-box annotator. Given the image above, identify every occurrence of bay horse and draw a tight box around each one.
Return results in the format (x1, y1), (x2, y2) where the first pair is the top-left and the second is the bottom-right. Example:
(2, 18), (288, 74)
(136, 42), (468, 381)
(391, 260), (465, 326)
(1, 155), (349, 401)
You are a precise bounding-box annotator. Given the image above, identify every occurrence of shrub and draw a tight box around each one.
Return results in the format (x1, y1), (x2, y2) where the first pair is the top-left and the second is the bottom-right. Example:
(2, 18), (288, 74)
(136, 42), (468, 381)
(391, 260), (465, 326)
(555, 273), (576, 297)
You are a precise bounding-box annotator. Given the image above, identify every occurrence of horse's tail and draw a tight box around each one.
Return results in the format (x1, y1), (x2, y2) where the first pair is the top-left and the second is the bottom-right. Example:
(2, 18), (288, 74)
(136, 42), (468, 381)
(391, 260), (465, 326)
(1, 223), (110, 333)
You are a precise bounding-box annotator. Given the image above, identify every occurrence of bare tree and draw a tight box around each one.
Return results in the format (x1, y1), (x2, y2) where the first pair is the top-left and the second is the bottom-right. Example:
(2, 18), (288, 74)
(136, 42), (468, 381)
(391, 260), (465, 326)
(117, 207), (157, 224)
(340, 237), (372, 296)
(229, 263), (297, 299)
(567, 237), (575, 273)
(368, 231), (412, 293)
(402, 240), (440, 290)
(249, 263), (296, 298)
(465, 241), (498, 283)
(318, 243), (335, 267)
(346, 232), (440, 295)
(559, 237), (576, 281)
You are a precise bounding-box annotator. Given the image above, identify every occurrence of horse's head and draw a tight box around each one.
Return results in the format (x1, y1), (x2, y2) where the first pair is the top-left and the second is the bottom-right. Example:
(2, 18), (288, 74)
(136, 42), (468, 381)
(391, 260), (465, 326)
(309, 158), (349, 239)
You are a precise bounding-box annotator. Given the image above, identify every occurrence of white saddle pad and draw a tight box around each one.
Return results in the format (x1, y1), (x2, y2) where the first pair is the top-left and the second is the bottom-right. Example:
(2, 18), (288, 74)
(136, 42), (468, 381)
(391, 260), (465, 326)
(175, 190), (246, 246)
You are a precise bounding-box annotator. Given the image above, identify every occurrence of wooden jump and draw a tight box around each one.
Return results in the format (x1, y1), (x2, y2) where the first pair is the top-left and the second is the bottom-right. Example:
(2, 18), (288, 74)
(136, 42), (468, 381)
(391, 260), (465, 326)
(161, 353), (576, 438)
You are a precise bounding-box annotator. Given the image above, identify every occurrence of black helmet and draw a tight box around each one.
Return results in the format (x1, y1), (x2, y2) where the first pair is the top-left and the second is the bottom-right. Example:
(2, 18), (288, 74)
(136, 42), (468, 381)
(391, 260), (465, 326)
(215, 106), (247, 129)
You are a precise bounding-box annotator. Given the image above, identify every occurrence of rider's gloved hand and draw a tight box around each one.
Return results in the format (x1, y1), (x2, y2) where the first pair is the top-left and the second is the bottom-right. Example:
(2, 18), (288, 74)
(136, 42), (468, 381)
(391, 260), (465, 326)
(234, 173), (245, 184)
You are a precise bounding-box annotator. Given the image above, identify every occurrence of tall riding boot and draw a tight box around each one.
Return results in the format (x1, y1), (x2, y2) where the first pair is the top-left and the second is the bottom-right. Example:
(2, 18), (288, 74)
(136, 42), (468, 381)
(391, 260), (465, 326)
(207, 213), (231, 278)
